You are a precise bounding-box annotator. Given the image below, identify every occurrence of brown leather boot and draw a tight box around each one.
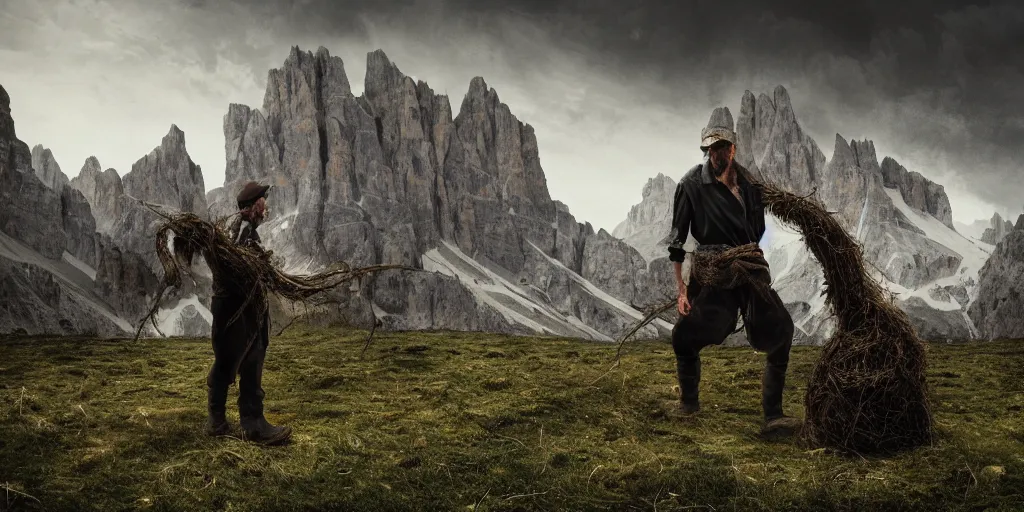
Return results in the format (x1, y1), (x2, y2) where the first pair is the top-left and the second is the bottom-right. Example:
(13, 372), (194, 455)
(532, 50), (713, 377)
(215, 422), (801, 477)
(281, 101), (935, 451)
(238, 389), (292, 445)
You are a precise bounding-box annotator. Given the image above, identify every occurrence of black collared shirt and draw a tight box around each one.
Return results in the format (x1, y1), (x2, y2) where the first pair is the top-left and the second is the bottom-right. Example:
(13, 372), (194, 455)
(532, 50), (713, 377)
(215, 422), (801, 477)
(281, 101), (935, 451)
(667, 158), (766, 263)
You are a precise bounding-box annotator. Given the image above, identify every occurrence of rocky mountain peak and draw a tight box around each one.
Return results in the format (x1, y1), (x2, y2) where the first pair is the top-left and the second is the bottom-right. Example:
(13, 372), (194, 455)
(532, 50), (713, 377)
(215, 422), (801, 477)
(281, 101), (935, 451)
(642, 173), (675, 199)
(82, 156), (102, 176)
(22, 146), (99, 267)
(737, 85), (824, 195)
(735, 91), (758, 169)
(969, 210), (1024, 339)
(222, 103), (279, 189)
(705, 106), (734, 132)
(69, 157), (124, 234)
(830, 133), (856, 168)
(121, 124), (206, 216)
(611, 173), (678, 262)
(981, 212), (1015, 244)
(467, 76), (490, 99)
(30, 144), (70, 191)
(850, 139), (879, 171)
(879, 156), (955, 229)
(201, 45), (677, 340)
(366, 49), (401, 86)
(0, 82), (67, 259)
(773, 85), (793, 111)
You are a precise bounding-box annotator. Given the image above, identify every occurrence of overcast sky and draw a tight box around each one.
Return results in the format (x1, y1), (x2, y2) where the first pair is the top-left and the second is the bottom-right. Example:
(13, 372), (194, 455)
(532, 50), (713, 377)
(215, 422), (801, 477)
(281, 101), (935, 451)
(2, 0), (1022, 232)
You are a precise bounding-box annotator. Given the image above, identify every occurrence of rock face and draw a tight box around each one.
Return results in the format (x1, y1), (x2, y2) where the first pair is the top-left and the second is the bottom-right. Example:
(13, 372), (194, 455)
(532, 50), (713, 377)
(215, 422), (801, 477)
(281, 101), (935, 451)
(611, 173), (677, 263)
(980, 213), (1014, 245)
(0, 84), (132, 336)
(880, 157), (954, 229)
(614, 85), (999, 344)
(0, 254), (126, 337)
(737, 86), (827, 197)
(1, 82), (214, 337)
(93, 234), (160, 326)
(110, 126), (209, 276)
(70, 157), (124, 234)
(60, 185), (101, 269)
(174, 305), (211, 337)
(23, 148), (105, 269)
(969, 216), (1024, 340)
(0, 88), (67, 261)
(818, 136), (963, 290)
(31, 145), (70, 192)
(122, 125), (207, 216)
(205, 46), (671, 340)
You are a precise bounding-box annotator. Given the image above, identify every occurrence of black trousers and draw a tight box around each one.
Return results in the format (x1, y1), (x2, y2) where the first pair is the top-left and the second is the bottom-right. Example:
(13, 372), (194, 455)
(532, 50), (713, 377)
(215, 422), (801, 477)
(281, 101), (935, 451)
(671, 279), (795, 419)
(207, 294), (271, 418)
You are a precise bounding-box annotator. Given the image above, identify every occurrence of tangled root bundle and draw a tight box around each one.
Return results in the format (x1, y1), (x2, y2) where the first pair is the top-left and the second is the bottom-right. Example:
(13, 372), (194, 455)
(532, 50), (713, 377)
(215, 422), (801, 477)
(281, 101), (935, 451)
(754, 178), (932, 454)
(134, 206), (415, 340)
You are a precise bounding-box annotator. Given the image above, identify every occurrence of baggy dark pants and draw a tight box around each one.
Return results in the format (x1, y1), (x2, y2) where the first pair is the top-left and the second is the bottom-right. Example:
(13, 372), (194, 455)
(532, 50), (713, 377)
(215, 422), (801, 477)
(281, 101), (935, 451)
(671, 279), (795, 419)
(207, 294), (271, 422)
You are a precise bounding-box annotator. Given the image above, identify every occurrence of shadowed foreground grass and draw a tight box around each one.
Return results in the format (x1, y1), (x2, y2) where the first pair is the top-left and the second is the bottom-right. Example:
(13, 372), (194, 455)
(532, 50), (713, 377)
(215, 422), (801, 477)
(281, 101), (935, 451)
(0, 327), (1022, 511)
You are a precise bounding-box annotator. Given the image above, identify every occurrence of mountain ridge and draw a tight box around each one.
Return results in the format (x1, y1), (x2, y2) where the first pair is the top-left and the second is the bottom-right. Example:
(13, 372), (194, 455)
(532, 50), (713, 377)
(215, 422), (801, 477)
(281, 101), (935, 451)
(2, 48), (1019, 344)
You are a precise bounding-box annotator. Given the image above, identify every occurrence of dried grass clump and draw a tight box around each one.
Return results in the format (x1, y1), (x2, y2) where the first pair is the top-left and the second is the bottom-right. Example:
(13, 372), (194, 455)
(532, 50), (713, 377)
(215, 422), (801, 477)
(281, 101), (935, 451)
(690, 243), (773, 300)
(134, 206), (415, 341)
(753, 177), (933, 454)
(617, 244), (773, 345)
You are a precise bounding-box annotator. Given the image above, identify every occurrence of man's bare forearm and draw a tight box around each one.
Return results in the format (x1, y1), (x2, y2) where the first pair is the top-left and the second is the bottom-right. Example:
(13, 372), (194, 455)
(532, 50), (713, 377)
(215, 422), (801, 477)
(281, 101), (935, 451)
(674, 261), (687, 296)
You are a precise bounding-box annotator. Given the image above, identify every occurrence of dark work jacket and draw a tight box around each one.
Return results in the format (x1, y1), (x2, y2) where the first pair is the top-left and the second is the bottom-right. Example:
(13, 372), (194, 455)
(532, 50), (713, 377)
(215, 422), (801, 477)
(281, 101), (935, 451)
(667, 159), (766, 263)
(211, 218), (264, 298)
(210, 218), (270, 353)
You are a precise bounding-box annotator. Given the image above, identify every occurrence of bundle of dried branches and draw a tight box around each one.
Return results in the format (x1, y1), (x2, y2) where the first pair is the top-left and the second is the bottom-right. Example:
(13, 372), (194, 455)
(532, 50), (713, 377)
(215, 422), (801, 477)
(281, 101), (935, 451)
(613, 245), (769, 349)
(132, 205), (417, 342)
(755, 178), (932, 454)
(691, 243), (773, 301)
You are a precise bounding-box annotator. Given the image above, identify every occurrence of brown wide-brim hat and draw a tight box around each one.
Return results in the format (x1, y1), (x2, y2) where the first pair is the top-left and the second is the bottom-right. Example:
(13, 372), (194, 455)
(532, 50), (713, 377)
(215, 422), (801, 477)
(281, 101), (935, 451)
(237, 181), (271, 209)
(699, 126), (737, 151)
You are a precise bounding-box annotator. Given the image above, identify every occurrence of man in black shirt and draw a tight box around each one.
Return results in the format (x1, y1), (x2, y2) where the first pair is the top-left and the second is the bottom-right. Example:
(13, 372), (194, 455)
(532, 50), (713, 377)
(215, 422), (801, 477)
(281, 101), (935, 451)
(667, 112), (801, 435)
(206, 181), (292, 445)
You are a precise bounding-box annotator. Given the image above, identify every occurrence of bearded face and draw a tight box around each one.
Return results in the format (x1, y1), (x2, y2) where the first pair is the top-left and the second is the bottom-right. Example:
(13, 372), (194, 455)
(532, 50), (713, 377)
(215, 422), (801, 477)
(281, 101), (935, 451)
(708, 141), (736, 175)
(242, 197), (268, 224)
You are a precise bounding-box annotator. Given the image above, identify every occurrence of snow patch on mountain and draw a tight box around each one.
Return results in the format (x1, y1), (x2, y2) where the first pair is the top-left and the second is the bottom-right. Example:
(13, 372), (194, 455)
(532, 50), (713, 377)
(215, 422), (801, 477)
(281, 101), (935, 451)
(423, 241), (612, 340)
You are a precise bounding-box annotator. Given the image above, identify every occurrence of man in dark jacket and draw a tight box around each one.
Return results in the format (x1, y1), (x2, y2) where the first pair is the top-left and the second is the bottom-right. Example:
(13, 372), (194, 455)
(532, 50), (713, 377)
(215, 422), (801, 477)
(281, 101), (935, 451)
(667, 110), (801, 435)
(205, 181), (292, 445)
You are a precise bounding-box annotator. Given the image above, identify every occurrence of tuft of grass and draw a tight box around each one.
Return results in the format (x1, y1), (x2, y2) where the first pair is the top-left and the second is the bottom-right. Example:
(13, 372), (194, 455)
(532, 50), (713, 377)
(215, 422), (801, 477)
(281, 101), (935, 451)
(0, 328), (1021, 511)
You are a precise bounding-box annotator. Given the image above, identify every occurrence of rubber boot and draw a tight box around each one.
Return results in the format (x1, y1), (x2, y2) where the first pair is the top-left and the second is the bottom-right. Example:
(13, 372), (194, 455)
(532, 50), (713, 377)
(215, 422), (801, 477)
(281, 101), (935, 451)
(205, 384), (231, 436)
(760, 364), (802, 436)
(238, 356), (291, 445)
(676, 359), (701, 414)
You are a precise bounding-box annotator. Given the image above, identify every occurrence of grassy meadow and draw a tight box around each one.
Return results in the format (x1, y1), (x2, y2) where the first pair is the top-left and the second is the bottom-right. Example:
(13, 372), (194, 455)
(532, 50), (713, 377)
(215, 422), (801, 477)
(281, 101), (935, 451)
(0, 326), (1022, 511)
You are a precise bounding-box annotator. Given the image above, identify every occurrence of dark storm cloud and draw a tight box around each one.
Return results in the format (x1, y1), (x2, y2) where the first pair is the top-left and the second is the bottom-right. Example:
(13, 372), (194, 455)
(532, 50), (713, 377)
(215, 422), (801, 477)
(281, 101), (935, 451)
(206, 0), (1023, 214)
